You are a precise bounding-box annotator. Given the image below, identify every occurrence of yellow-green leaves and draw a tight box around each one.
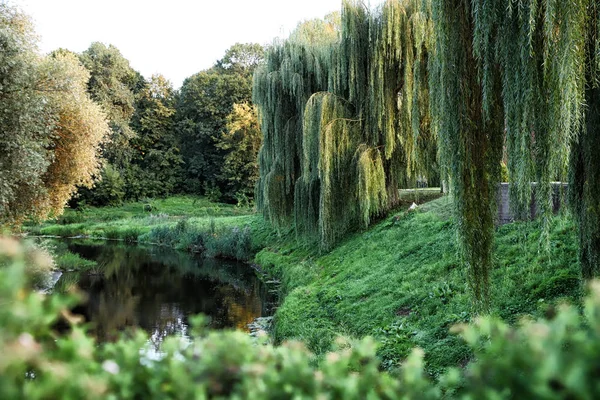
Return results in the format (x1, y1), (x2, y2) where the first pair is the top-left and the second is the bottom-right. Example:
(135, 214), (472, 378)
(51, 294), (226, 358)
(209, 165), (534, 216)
(254, 0), (435, 250)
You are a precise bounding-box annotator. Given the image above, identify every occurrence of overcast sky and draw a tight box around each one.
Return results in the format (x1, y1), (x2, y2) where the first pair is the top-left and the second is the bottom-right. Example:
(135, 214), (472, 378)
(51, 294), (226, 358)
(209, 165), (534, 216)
(14, 0), (383, 89)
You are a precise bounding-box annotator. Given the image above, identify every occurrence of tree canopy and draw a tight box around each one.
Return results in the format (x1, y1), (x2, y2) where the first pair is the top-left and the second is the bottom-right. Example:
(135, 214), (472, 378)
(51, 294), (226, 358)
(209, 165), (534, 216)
(79, 42), (142, 169)
(177, 43), (263, 200)
(127, 74), (182, 199)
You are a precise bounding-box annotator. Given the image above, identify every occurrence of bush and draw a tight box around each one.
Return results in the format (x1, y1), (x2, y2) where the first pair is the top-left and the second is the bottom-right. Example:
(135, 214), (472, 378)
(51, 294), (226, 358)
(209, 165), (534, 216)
(204, 225), (253, 261)
(122, 227), (142, 244)
(102, 228), (122, 240)
(4, 236), (600, 398)
(203, 183), (222, 203)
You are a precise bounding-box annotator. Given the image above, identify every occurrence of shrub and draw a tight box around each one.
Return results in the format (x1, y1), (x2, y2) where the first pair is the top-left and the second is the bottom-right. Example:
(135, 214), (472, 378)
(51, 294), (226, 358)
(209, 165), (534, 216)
(4, 237), (600, 398)
(203, 183), (222, 203)
(143, 203), (157, 213)
(90, 164), (125, 207)
(204, 225), (253, 261)
(103, 228), (122, 240)
(122, 227), (142, 244)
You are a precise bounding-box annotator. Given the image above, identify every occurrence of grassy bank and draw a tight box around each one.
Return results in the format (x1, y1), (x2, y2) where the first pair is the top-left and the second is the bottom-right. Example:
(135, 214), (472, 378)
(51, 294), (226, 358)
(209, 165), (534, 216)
(257, 196), (579, 376)
(25, 196), (276, 261)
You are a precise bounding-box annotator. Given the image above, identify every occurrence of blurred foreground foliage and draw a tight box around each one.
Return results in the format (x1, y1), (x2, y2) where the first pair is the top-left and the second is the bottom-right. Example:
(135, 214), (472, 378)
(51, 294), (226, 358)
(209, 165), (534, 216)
(2, 236), (600, 399)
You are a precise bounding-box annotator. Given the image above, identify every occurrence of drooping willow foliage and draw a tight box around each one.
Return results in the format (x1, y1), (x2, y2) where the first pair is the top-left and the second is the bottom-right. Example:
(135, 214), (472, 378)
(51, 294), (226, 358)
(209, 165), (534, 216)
(254, 0), (437, 250)
(430, 0), (592, 306)
(257, 0), (600, 304)
(429, 0), (504, 307)
(570, 2), (600, 279)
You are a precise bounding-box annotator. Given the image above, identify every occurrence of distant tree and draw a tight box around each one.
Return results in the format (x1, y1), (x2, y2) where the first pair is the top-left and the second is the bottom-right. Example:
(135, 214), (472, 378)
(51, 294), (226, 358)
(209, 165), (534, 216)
(89, 164), (125, 207)
(288, 12), (340, 44)
(215, 43), (264, 76)
(79, 42), (141, 170)
(177, 44), (263, 199)
(177, 70), (251, 195)
(216, 103), (262, 201)
(73, 42), (148, 206)
(127, 74), (182, 199)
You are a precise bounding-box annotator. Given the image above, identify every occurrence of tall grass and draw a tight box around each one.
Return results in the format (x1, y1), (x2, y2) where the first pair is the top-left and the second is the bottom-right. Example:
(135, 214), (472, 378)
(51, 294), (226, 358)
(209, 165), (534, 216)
(25, 196), (259, 259)
(140, 219), (255, 261)
(55, 251), (97, 271)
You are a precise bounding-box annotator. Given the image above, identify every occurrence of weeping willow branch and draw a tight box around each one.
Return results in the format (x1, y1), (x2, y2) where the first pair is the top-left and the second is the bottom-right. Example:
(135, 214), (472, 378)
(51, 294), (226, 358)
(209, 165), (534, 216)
(254, 0), (436, 250)
(431, 0), (590, 307)
(430, 0), (503, 309)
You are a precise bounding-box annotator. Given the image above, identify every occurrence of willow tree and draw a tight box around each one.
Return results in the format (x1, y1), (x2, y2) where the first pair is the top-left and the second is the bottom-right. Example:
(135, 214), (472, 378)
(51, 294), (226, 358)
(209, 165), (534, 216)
(37, 52), (110, 218)
(0, 5), (109, 224)
(429, 0), (503, 307)
(254, 0), (436, 249)
(569, 2), (600, 279)
(430, 0), (588, 306)
(253, 14), (337, 230)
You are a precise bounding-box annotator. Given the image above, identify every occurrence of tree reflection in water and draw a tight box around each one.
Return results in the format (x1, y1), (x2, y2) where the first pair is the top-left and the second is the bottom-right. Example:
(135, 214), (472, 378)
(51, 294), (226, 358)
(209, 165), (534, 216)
(52, 239), (268, 347)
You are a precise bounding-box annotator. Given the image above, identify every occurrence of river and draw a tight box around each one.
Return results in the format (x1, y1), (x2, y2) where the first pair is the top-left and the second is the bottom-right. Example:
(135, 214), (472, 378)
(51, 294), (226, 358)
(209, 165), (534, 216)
(48, 239), (271, 348)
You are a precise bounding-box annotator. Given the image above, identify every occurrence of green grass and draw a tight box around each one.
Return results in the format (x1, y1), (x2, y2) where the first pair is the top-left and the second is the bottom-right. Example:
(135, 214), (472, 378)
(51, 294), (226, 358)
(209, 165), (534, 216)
(257, 195), (580, 376)
(54, 251), (97, 271)
(26, 196), (252, 239)
(25, 195), (278, 261)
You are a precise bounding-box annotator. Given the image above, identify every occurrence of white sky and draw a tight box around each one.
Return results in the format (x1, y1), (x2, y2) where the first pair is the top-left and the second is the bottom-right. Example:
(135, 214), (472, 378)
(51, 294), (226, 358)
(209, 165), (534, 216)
(14, 0), (383, 89)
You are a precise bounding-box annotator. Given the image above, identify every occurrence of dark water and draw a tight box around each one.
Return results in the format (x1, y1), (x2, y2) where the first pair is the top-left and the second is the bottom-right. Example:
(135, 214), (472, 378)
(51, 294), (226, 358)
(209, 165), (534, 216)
(51, 239), (270, 346)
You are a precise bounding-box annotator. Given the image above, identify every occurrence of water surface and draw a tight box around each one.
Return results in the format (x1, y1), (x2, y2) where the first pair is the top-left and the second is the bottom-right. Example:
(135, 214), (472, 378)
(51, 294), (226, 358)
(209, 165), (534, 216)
(51, 239), (269, 346)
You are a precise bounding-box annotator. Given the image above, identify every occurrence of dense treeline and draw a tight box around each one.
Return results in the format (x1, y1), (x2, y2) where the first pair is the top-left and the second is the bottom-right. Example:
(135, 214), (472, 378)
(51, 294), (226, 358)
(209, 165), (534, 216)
(0, 2), (265, 222)
(74, 41), (264, 207)
(177, 43), (263, 200)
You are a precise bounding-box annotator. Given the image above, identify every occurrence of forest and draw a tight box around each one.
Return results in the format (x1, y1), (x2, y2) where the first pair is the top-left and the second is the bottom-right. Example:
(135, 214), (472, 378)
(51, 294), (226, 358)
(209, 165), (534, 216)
(3, 0), (600, 398)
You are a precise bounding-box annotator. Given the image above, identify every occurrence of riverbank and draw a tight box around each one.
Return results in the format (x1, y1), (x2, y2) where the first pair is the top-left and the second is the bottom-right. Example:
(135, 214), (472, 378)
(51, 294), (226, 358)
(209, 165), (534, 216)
(257, 196), (579, 376)
(25, 196), (276, 261)
(25, 192), (581, 377)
